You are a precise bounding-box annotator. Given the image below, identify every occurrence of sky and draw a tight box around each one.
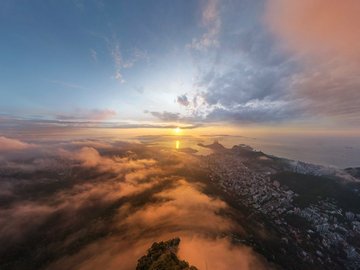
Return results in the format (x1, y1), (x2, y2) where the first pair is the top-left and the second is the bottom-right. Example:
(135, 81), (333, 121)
(1, 0), (360, 134)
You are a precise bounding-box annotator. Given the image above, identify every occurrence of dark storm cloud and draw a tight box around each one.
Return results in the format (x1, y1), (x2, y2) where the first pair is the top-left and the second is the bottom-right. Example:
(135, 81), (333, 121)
(0, 137), (272, 270)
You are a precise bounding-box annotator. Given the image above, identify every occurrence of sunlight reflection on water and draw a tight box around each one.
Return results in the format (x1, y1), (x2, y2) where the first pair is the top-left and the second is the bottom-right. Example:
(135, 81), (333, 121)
(7, 127), (359, 168)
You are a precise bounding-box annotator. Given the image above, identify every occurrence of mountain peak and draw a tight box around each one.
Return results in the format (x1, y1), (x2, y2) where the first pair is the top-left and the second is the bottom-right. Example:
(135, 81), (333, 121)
(136, 238), (198, 270)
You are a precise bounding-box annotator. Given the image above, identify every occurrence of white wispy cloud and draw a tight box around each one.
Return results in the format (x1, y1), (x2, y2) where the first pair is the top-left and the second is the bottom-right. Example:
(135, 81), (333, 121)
(122, 48), (149, 68)
(109, 42), (125, 83)
(186, 0), (221, 51)
(90, 48), (98, 62)
(109, 40), (148, 83)
(114, 70), (125, 83)
(47, 80), (90, 91)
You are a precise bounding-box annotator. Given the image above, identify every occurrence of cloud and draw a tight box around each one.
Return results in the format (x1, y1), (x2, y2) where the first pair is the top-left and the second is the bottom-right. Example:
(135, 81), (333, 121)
(43, 176), (265, 270)
(109, 42), (125, 83)
(0, 136), (34, 152)
(73, 146), (157, 174)
(204, 99), (299, 123)
(90, 109), (117, 120)
(121, 179), (232, 233)
(0, 141), (162, 245)
(176, 94), (190, 107)
(111, 43), (122, 69)
(265, 0), (360, 60)
(264, 0), (360, 119)
(114, 70), (124, 82)
(90, 48), (98, 62)
(178, 36), (299, 124)
(172, 0), (360, 125)
(0, 116), (201, 133)
(289, 64), (360, 118)
(122, 48), (149, 68)
(134, 85), (144, 94)
(109, 40), (148, 83)
(48, 80), (90, 91)
(0, 137), (272, 269)
(56, 109), (117, 121)
(176, 0), (305, 124)
(200, 61), (293, 107)
(147, 111), (181, 122)
(44, 176), (270, 270)
(61, 139), (114, 150)
(75, 146), (105, 167)
(179, 236), (270, 270)
(187, 0), (221, 51)
(0, 203), (56, 243)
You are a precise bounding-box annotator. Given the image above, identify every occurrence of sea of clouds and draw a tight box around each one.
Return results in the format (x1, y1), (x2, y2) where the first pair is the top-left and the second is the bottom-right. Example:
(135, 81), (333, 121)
(0, 136), (272, 270)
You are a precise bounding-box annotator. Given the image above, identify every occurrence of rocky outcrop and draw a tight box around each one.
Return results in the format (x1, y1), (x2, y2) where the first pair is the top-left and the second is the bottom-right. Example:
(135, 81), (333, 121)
(136, 238), (198, 270)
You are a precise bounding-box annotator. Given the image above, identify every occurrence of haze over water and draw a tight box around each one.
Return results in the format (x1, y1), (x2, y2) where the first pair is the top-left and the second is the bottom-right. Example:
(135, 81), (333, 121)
(2, 125), (359, 168)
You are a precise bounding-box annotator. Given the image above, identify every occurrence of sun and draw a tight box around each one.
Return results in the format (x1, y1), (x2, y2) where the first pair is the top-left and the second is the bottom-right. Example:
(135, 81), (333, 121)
(174, 127), (181, 134)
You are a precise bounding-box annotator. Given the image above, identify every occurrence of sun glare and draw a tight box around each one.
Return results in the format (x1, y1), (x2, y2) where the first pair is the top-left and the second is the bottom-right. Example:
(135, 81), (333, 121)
(174, 127), (181, 134)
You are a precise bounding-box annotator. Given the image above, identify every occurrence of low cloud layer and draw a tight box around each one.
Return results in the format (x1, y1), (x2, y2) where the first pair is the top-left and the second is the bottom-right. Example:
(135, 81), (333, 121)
(0, 136), (35, 152)
(0, 136), (271, 270)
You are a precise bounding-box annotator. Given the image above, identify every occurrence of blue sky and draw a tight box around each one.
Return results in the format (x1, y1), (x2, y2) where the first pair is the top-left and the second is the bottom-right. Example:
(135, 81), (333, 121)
(1, 0), (360, 131)
(0, 0), (199, 121)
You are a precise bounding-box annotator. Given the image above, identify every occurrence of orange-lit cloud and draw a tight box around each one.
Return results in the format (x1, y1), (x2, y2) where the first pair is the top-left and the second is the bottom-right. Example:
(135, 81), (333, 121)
(0, 136), (34, 152)
(265, 0), (360, 60)
(179, 236), (271, 270)
(265, 0), (360, 120)
(121, 179), (233, 233)
(0, 137), (273, 269)
(45, 178), (268, 270)
(74, 146), (156, 173)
